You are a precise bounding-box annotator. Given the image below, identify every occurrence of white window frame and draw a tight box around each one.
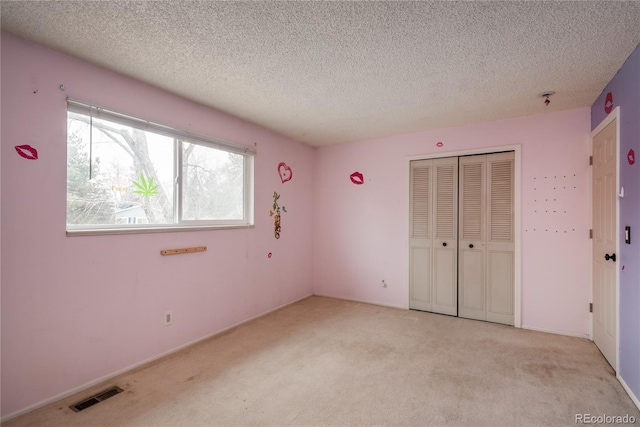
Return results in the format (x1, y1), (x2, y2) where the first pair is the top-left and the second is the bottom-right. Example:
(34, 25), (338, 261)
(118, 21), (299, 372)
(66, 98), (255, 236)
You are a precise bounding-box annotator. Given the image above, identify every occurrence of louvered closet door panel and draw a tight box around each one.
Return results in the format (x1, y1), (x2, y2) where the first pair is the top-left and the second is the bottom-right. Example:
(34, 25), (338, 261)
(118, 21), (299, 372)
(409, 160), (433, 311)
(458, 156), (487, 321)
(432, 158), (458, 316)
(411, 163), (431, 240)
(411, 152), (514, 325)
(486, 152), (515, 325)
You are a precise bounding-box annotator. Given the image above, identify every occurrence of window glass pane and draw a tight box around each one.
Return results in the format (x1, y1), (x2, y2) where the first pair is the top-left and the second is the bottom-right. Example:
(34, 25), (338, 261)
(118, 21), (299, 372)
(182, 142), (244, 221)
(66, 103), (253, 233)
(67, 112), (174, 226)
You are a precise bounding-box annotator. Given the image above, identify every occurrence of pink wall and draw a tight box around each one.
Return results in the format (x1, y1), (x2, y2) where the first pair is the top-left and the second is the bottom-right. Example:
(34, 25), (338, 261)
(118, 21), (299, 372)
(0, 33), (314, 418)
(313, 108), (591, 336)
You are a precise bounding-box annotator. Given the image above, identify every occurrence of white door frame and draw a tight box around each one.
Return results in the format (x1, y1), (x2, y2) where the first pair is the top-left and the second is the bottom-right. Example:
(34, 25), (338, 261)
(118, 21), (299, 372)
(589, 107), (620, 371)
(407, 144), (522, 328)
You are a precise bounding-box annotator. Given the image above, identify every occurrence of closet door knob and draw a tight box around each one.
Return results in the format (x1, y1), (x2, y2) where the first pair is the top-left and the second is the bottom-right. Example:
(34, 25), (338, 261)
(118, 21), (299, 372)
(442, 242), (447, 247)
(469, 244), (474, 249)
(604, 253), (616, 262)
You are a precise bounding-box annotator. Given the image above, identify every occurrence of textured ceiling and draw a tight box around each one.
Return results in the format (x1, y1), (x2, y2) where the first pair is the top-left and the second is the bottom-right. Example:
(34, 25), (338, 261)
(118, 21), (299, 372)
(2, 1), (640, 146)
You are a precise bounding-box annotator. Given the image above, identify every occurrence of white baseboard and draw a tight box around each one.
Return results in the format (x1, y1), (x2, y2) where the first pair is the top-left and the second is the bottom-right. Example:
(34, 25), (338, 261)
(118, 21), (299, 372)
(618, 374), (640, 411)
(521, 324), (590, 339)
(313, 293), (407, 310)
(0, 293), (313, 423)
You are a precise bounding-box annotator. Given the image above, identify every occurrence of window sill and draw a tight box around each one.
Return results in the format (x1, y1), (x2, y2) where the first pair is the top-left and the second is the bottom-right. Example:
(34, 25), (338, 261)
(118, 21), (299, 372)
(66, 224), (255, 237)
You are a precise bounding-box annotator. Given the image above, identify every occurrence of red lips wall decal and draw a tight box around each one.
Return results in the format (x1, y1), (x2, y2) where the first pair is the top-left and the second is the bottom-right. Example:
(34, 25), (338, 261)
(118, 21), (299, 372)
(628, 149), (636, 166)
(278, 162), (292, 183)
(350, 172), (364, 185)
(436, 141), (444, 148)
(604, 92), (613, 114)
(15, 145), (38, 160)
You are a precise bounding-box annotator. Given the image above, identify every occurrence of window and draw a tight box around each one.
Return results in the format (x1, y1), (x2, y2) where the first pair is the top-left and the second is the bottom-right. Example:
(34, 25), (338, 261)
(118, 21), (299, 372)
(66, 99), (254, 234)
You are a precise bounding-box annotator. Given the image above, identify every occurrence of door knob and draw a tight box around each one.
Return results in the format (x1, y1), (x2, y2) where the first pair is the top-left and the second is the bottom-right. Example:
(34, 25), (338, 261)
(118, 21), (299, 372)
(604, 253), (616, 262)
(469, 244), (474, 249)
(442, 242), (447, 247)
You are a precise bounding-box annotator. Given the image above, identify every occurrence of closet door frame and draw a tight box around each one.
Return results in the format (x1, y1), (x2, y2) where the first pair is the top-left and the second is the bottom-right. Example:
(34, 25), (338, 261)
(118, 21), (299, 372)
(406, 145), (522, 328)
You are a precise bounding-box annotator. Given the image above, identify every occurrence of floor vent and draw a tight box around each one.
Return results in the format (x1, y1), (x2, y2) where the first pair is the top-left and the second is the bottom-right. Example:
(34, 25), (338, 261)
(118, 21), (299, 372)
(70, 386), (123, 412)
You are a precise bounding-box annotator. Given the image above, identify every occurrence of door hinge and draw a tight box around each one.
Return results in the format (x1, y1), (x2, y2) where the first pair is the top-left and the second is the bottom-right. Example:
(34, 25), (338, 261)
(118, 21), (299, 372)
(589, 303), (593, 313)
(589, 229), (593, 239)
(589, 156), (593, 166)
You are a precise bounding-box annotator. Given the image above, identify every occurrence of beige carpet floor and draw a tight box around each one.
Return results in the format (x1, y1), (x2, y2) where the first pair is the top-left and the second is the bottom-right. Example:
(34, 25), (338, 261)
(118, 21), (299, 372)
(4, 296), (639, 426)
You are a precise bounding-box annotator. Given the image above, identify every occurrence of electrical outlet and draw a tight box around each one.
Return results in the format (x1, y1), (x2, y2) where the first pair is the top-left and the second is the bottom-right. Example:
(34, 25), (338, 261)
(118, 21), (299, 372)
(164, 311), (172, 326)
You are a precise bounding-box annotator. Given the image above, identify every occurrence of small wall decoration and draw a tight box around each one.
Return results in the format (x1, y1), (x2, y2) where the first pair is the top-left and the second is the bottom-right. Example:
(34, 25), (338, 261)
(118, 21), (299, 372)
(604, 92), (614, 114)
(268, 252), (273, 259)
(436, 141), (444, 148)
(132, 174), (159, 197)
(628, 149), (635, 166)
(14, 144), (38, 160)
(277, 162), (292, 183)
(160, 246), (207, 256)
(350, 172), (364, 185)
(272, 191), (282, 239)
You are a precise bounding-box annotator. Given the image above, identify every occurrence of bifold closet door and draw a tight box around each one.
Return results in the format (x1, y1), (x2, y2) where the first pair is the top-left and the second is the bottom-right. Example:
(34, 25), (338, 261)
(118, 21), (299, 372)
(409, 158), (458, 315)
(458, 152), (515, 325)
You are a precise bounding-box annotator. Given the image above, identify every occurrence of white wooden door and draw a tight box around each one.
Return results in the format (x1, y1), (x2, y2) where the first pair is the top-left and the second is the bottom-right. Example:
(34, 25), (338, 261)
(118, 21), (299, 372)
(409, 160), (433, 312)
(592, 118), (617, 371)
(432, 158), (458, 315)
(409, 158), (458, 315)
(458, 152), (514, 325)
(458, 155), (487, 320)
(410, 153), (513, 324)
(485, 153), (515, 325)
